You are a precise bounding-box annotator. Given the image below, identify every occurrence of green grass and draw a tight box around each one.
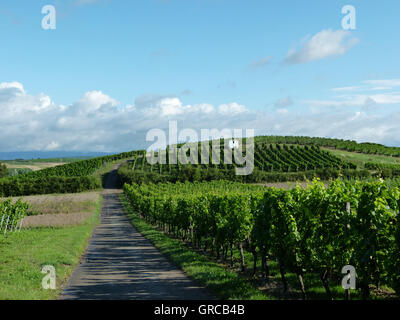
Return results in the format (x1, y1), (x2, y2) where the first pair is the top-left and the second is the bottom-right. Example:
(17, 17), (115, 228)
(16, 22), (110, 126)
(0, 196), (101, 300)
(323, 148), (400, 168)
(120, 194), (269, 300)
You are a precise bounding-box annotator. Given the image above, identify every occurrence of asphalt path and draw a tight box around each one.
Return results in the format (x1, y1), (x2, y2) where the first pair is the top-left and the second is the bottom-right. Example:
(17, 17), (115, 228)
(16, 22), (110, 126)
(61, 165), (213, 300)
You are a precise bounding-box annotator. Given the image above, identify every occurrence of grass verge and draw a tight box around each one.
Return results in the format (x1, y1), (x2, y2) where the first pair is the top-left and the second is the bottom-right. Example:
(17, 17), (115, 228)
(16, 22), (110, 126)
(120, 194), (269, 300)
(0, 195), (102, 300)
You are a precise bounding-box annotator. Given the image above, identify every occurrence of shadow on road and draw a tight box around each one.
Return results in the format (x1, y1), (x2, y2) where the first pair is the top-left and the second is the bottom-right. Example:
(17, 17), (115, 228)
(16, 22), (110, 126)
(61, 163), (213, 300)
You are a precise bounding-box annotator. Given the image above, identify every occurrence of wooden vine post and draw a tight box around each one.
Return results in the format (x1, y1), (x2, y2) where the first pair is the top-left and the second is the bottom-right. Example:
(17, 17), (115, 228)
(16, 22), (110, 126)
(345, 201), (351, 301)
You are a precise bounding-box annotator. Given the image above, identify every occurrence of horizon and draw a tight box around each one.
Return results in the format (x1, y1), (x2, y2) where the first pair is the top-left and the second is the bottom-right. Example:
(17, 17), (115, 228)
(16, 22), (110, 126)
(1, 0), (400, 152)
(1, 133), (398, 161)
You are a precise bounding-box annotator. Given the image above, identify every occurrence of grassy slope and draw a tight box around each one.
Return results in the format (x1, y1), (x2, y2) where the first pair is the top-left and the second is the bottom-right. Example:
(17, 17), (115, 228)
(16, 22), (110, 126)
(323, 148), (400, 168)
(0, 196), (101, 300)
(120, 194), (269, 300)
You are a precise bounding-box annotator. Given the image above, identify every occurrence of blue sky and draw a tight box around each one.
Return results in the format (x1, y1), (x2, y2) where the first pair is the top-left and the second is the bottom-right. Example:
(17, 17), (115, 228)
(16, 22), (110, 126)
(1, 0), (400, 152)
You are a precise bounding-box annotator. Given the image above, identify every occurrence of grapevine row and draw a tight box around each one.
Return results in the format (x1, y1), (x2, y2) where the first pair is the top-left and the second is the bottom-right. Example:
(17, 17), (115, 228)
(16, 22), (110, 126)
(124, 179), (400, 299)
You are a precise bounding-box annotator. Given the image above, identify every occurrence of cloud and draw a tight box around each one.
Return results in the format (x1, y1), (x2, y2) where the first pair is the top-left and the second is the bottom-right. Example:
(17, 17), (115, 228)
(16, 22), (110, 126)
(158, 97), (185, 116)
(276, 108), (289, 115)
(305, 96), (372, 108)
(1, 81), (400, 153)
(0, 82), (26, 102)
(330, 86), (363, 92)
(309, 78), (400, 109)
(247, 56), (272, 70)
(218, 103), (248, 115)
(0, 82), (253, 152)
(46, 141), (60, 151)
(71, 90), (119, 115)
(330, 79), (400, 94)
(284, 29), (359, 64)
(274, 96), (294, 108)
(363, 79), (400, 88)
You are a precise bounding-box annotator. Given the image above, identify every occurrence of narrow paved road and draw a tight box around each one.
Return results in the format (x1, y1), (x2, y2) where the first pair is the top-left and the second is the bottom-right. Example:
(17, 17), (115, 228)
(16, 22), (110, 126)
(61, 165), (213, 300)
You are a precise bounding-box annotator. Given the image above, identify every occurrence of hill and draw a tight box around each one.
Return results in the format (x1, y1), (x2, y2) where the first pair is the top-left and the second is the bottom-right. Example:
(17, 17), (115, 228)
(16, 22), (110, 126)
(2, 135), (400, 197)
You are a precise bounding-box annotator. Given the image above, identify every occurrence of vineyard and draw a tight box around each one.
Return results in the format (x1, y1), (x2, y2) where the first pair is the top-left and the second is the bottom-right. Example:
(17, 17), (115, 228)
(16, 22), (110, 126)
(137, 143), (356, 172)
(0, 150), (143, 197)
(117, 142), (367, 185)
(19, 150), (143, 178)
(255, 136), (400, 157)
(253, 143), (356, 172)
(2, 136), (399, 197)
(2, 135), (400, 300)
(0, 199), (29, 236)
(124, 179), (400, 300)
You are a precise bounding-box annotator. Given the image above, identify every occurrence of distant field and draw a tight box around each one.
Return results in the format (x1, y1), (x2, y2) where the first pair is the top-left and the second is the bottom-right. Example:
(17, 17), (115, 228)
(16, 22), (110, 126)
(1, 191), (100, 227)
(1, 157), (93, 170)
(322, 147), (400, 168)
(4, 162), (67, 172)
(2, 157), (93, 164)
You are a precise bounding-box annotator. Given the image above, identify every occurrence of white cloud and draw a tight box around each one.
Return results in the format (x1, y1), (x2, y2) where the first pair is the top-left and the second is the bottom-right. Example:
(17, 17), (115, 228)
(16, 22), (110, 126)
(363, 79), (400, 87)
(309, 78), (400, 109)
(305, 95), (371, 108)
(72, 90), (119, 114)
(285, 29), (359, 64)
(276, 108), (289, 115)
(368, 93), (400, 104)
(369, 87), (392, 91)
(158, 97), (185, 116)
(306, 93), (400, 108)
(331, 86), (363, 92)
(218, 103), (248, 115)
(46, 141), (60, 151)
(0, 81), (25, 94)
(1, 81), (400, 153)
(194, 103), (215, 114)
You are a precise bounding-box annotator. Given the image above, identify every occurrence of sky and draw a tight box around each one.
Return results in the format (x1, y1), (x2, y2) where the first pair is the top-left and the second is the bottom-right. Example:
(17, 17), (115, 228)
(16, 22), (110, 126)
(0, 0), (400, 153)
